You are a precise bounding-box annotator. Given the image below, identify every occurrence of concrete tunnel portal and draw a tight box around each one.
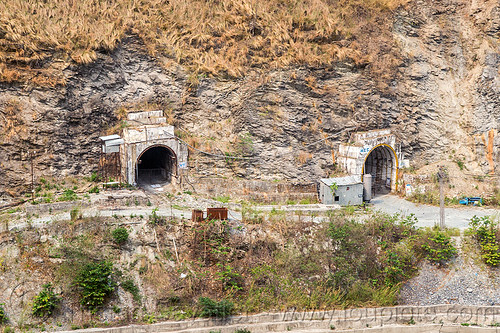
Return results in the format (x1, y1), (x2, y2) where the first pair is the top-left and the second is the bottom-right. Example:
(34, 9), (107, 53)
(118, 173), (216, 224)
(363, 144), (397, 197)
(136, 145), (177, 185)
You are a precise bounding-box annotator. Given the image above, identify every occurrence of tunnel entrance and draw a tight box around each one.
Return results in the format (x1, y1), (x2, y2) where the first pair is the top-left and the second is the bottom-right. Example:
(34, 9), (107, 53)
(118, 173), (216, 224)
(363, 145), (397, 197)
(136, 145), (176, 185)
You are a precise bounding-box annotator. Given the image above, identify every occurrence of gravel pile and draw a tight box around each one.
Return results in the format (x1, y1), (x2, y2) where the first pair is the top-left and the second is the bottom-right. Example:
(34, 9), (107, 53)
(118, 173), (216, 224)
(399, 237), (500, 306)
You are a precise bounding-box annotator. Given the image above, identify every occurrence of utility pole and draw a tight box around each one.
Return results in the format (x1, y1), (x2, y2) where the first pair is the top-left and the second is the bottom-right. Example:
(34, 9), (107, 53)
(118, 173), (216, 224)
(29, 150), (35, 201)
(437, 166), (446, 229)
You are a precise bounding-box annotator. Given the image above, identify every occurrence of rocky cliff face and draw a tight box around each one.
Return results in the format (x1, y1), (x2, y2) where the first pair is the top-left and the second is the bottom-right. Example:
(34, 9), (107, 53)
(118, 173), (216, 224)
(0, 0), (499, 197)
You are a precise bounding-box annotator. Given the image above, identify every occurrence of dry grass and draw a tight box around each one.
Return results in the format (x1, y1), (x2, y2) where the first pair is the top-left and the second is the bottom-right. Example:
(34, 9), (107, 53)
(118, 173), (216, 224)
(297, 150), (313, 165)
(0, 0), (408, 85)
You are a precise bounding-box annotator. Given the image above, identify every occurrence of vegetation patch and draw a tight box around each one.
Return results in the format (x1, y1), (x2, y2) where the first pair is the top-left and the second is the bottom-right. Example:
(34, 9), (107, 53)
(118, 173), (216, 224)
(121, 279), (141, 303)
(32, 283), (61, 317)
(198, 297), (234, 318)
(74, 261), (115, 313)
(112, 227), (129, 245)
(468, 216), (500, 267)
(419, 228), (457, 265)
(0, 303), (7, 324)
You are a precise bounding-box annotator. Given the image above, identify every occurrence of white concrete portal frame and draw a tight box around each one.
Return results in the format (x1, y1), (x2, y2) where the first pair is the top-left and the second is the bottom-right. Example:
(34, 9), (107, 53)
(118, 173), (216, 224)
(337, 129), (400, 193)
(121, 111), (188, 186)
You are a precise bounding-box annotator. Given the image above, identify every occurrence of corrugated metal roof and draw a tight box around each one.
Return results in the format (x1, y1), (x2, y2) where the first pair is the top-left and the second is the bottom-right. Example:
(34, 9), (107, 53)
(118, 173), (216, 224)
(99, 134), (121, 141)
(104, 138), (124, 146)
(320, 175), (361, 186)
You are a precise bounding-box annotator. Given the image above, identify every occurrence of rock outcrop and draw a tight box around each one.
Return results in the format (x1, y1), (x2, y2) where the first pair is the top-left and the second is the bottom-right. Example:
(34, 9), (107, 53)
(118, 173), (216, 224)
(0, 0), (499, 197)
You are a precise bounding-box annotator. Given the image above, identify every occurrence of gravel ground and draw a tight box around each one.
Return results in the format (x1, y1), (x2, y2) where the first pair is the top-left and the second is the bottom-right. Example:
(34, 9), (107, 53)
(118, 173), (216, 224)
(399, 236), (500, 306)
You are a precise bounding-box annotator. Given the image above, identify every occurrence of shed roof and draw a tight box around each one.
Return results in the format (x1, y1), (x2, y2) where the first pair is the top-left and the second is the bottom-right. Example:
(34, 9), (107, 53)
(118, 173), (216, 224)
(320, 175), (361, 186)
(104, 138), (124, 146)
(99, 134), (121, 142)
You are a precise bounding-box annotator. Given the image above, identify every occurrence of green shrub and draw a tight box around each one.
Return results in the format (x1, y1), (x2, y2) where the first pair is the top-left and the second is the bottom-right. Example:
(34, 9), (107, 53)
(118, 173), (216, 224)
(481, 235), (500, 266)
(32, 283), (61, 317)
(149, 208), (165, 224)
(216, 264), (243, 291)
(70, 207), (81, 221)
(121, 279), (141, 303)
(0, 304), (7, 324)
(383, 248), (412, 286)
(112, 227), (129, 245)
(89, 186), (100, 194)
(89, 172), (100, 182)
(421, 229), (457, 265)
(58, 189), (79, 202)
(215, 195), (230, 203)
(469, 216), (500, 266)
(198, 297), (234, 318)
(74, 261), (115, 313)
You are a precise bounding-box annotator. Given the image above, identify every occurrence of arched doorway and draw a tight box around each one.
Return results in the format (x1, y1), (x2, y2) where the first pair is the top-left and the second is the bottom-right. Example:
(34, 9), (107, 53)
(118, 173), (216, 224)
(363, 144), (398, 196)
(136, 145), (177, 185)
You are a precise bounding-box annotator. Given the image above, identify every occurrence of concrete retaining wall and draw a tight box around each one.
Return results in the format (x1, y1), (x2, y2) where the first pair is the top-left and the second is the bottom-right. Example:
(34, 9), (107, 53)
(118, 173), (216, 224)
(59, 305), (500, 333)
(25, 200), (89, 215)
(194, 178), (318, 203)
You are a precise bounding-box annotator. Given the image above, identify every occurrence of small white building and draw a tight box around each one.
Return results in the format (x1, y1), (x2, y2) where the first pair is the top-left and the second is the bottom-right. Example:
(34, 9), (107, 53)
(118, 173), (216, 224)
(319, 176), (363, 206)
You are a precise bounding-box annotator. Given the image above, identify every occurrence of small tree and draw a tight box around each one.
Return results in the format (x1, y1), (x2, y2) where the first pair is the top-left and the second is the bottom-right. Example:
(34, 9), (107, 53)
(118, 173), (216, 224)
(421, 230), (457, 265)
(112, 227), (129, 245)
(74, 261), (115, 313)
(32, 283), (61, 317)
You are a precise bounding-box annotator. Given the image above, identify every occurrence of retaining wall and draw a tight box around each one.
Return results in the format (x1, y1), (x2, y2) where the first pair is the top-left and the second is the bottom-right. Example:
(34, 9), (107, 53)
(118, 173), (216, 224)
(59, 305), (500, 333)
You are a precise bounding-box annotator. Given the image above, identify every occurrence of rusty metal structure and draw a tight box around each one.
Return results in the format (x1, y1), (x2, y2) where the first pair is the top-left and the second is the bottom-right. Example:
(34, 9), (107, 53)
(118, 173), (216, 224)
(99, 135), (124, 186)
(191, 209), (204, 222)
(191, 207), (229, 221)
(207, 207), (228, 220)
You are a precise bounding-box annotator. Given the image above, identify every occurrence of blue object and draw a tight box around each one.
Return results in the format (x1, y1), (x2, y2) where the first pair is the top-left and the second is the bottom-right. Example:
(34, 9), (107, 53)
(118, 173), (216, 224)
(459, 197), (483, 205)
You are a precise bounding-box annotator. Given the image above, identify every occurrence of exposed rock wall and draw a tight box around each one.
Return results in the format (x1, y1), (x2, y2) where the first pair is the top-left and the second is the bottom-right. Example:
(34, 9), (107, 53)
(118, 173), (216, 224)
(0, 0), (499, 197)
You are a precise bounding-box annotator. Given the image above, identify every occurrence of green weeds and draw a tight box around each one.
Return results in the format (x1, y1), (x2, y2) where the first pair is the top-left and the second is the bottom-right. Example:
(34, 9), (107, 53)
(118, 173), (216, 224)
(420, 228), (457, 265)
(32, 283), (61, 317)
(0, 303), (7, 324)
(198, 297), (234, 318)
(468, 216), (500, 266)
(121, 279), (141, 303)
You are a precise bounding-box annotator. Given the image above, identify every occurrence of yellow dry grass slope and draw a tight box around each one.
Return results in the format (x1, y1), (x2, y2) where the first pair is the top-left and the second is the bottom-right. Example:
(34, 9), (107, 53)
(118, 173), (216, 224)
(0, 0), (408, 85)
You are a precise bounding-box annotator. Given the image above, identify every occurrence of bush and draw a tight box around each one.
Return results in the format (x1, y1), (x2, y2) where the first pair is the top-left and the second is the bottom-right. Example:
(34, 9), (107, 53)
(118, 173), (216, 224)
(198, 297), (234, 318)
(121, 279), (141, 303)
(469, 216), (500, 267)
(0, 304), (8, 324)
(89, 172), (100, 182)
(112, 227), (129, 245)
(149, 208), (165, 224)
(74, 261), (115, 313)
(70, 207), (81, 221)
(89, 186), (100, 194)
(58, 189), (79, 202)
(421, 229), (457, 265)
(32, 283), (61, 317)
(481, 235), (500, 266)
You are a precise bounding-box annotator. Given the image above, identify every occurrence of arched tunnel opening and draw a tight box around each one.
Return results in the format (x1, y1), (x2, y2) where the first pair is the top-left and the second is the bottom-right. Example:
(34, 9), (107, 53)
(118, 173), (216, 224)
(363, 145), (396, 197)
(137, 146), (176, 185)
